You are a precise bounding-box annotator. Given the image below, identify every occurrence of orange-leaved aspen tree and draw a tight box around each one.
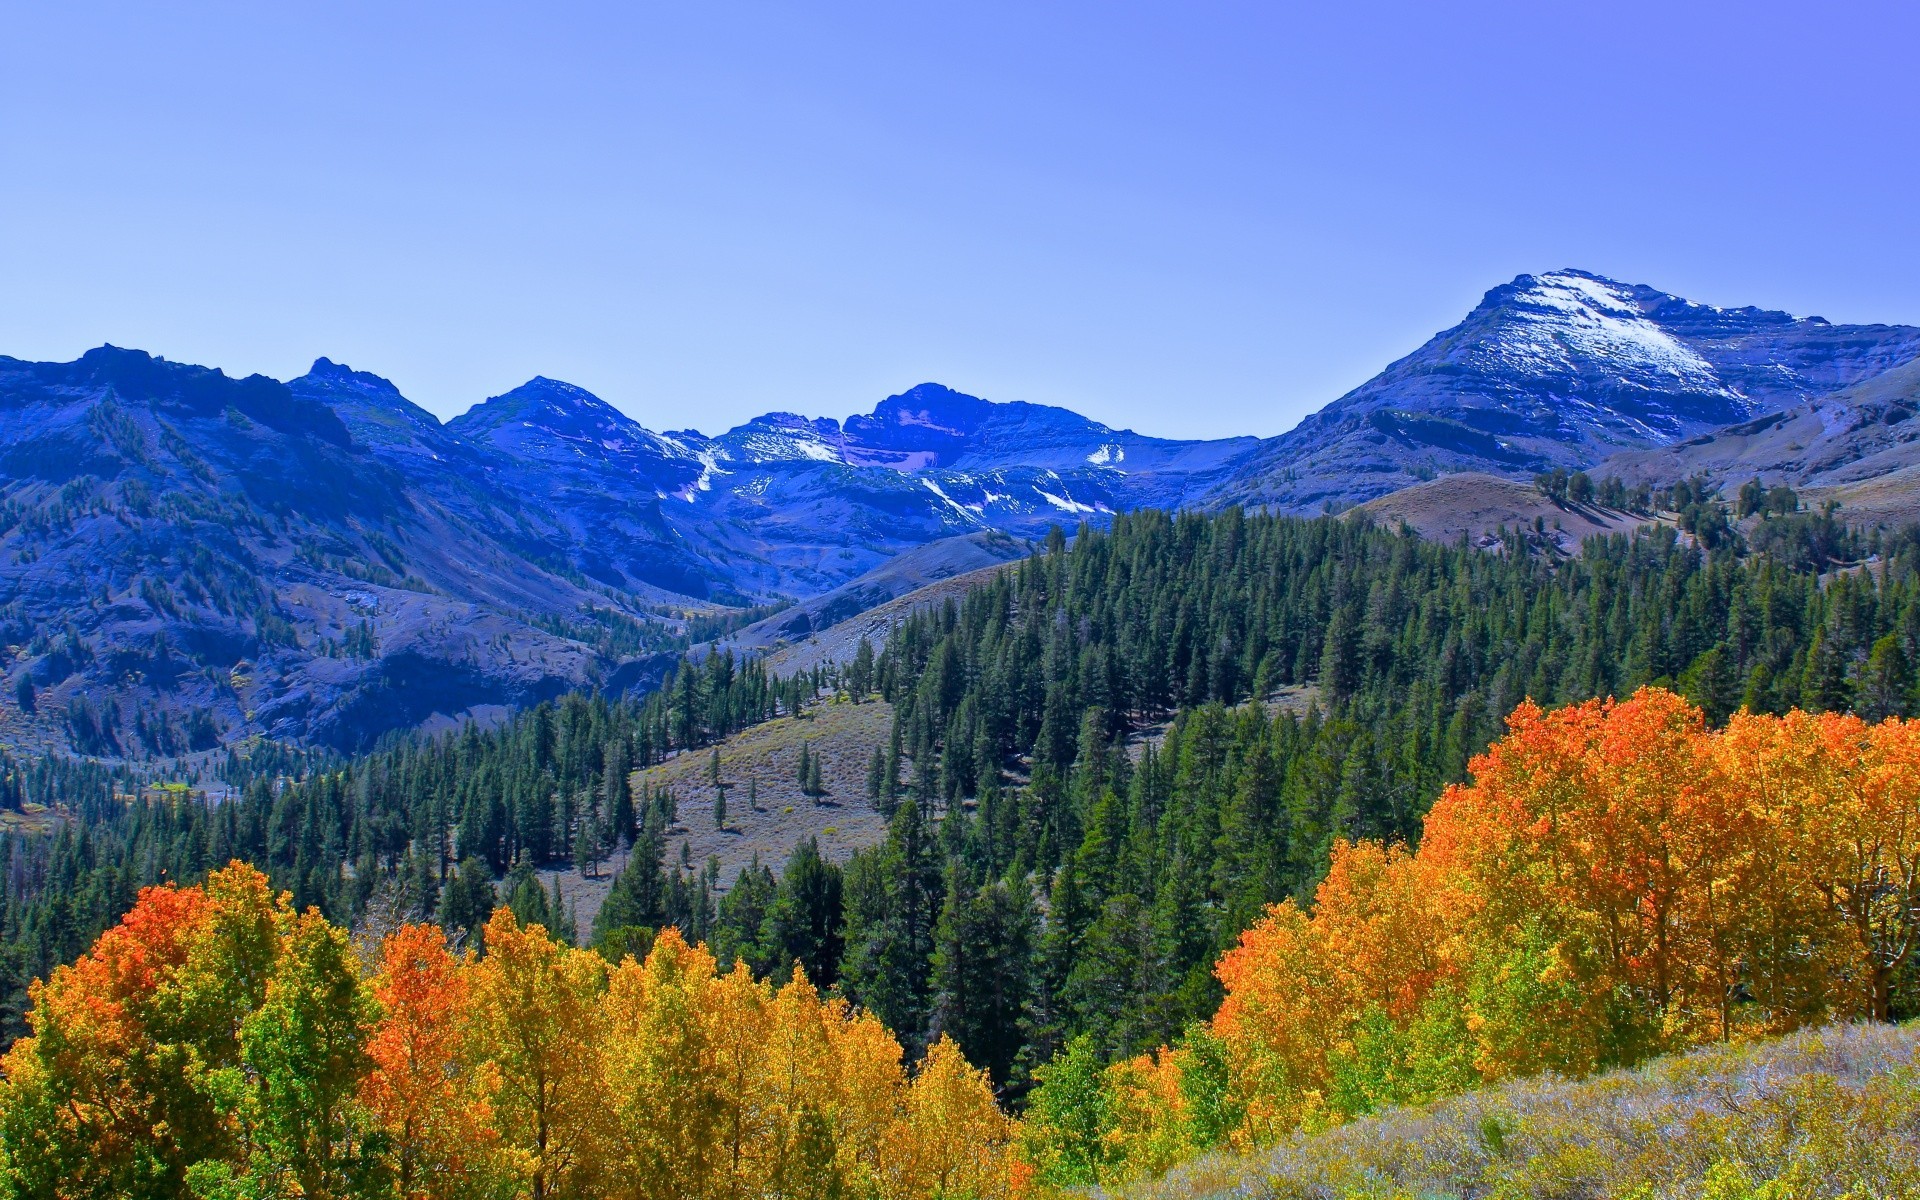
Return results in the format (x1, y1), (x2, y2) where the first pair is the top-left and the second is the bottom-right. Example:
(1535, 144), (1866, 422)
(0, 860), (290, 1196)
(1, 880), (215, 1194)
(364, 923), (503, 1200)
(820, 990), (910, 1189)
(1858, 717), (1920, 1021)
(1801, 713), (1920, 1021)
(1715, 709), (1852, 1032)
(1097, 1047), (1189, 1182)
(761, 968), (845, 1198)
(882, 1035), (1012, 1200)
(1209, 898), (1337, 1143)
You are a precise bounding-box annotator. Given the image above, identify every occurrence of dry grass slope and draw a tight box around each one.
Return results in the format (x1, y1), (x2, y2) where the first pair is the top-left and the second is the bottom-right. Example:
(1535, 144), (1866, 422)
(525, 699), (899, 943)
(758, 558), (1022, 676)
(1349, 473), (1653, 553)
(628, 697), (898, 888)
(1124, 1022), (1920, 1200)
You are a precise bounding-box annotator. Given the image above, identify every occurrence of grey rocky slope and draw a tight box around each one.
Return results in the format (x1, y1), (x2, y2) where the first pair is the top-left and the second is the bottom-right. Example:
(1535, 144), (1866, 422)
(1214, 270), (1920, 514)
(0, 356), (1247, 757)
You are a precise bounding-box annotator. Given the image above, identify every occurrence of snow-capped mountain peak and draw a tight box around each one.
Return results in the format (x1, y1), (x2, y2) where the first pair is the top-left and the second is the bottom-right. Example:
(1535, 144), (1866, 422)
(1481, 271), (1735, 398)
(1216, 268), (1920, 515)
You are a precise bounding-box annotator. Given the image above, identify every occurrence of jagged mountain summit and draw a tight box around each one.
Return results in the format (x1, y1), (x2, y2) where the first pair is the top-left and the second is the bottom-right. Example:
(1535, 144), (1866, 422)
(654, 382), (1256, 594)
(0, 347), (639, 756)
(424, 375), (1257, 599)
(1215, 269), (1920, 513)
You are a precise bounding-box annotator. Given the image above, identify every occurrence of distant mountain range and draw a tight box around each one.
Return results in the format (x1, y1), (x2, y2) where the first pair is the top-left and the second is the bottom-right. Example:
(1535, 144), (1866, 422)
(4, 269), (1916, 755)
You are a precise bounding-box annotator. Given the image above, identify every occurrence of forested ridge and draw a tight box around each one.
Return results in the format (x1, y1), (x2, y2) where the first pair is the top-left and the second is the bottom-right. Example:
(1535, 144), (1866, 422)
(0, 650), (831, 1037)
(834, 505), (1920, 1084)
(1014, 688), (1920, 1192)
(2, 501), (1919, 1088)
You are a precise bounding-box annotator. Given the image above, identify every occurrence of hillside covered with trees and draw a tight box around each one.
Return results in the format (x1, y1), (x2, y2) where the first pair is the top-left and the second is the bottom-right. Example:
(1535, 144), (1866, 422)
(5, 501), (1920, 1045)
(4, 688), (1916, 1198)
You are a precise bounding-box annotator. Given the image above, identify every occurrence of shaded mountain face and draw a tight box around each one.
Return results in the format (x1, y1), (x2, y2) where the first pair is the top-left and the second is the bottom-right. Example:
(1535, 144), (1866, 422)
(676, 383), (1256, 598)
(0, 351), (1252, 758)
(429, 377), (1258, 599)
(0, 349), (686, 757)
(834, 382), (1257, 475)
(1216, 270), (1920, 513)
(1595, 355), (1920, 531)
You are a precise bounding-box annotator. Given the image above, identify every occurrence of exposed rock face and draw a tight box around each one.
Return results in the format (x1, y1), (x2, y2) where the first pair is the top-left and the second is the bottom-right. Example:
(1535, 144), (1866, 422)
(0, 354), (1251, 756)
(0, 348), (629, 756)
(1214, 271), (1920, 514)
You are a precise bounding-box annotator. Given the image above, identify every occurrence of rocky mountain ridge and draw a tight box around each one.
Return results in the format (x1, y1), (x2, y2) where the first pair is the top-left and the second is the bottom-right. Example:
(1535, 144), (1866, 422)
(1216, 269), (1920, 513)
(5, 269), (1917, 758)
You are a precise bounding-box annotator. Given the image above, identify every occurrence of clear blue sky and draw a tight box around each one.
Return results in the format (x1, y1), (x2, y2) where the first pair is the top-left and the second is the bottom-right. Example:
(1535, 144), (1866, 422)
(3, 2), (1916, 440)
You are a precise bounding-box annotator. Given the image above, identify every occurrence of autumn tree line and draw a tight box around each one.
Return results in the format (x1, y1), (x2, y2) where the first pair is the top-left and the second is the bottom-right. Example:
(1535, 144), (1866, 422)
(1014, 690), (1920, 1189)
(6, 506), (1920, 1046)
(2, 508), (1920, 1089)
(4, 689), (1917, 1197)
(814, 508), (1920, 1091)
(0, 864), (1012, 1199)
(0, 650), (831, 1038)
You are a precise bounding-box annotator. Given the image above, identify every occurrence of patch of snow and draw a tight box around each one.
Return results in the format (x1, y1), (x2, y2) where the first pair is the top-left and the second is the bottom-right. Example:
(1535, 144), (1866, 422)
(921, 479), (985, 524)
(1035, 487), (1102, 515)
(651, 432), (711, 462)
(1485, 272), (1736, 402)
(1086, 443), (1127, 466)
(891, 409), (964, 433)
(537, 379), (604, 408)
(677, 450), (730, 501)
(732, 431), (843, 463)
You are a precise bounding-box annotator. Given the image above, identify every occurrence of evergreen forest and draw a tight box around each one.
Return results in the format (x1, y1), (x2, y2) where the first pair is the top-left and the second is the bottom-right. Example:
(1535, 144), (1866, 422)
(3, 499), (1920, 1197)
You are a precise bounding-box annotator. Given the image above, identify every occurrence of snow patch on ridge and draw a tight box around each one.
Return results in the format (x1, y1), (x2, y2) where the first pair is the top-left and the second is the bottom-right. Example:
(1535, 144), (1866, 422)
(921, 478), (984, 524)
(1484, 273), (1737, 402)
(677, 450), (729, 501)
(730, 430), (844, 464)
(1035, 487), (1103, 515)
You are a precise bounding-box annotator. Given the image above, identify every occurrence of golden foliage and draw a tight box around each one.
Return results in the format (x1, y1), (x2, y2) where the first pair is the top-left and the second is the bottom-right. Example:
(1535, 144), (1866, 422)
(0, 864), (1014, 1200)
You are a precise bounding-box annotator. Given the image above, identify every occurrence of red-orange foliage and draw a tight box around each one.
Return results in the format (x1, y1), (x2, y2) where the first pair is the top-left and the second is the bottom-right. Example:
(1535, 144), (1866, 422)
(0, 862), (294, 1196)
(25, 882), (213, 1172)
(1203, 688), (1920, 1150)
(364, 924), (500, 1199)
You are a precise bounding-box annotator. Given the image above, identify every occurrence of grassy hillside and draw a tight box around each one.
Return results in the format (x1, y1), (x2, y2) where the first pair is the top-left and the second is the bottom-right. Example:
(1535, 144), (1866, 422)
(1122, 1022), (1920, 1200)
(1349, 471), (1656, 551)
(718, 529), (1029, 665)
(627, 696), (897, 886)
(756, 555), (1022, 677)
